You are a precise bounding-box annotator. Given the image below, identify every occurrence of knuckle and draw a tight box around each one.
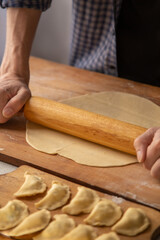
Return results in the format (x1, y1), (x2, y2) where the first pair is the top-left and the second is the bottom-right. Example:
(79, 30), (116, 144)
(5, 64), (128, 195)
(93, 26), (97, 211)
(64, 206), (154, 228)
(21, 88), (31, 101)
(153, 139), (160, 151)
(134, 137), (140, 147)
(0, 86), (11, 99)
(147, 127), (156, 133)
(147, 127), (159, 136)
(0, 86), (7, 94)
(147, 127), (154, 132)
(134, 135), (144, 149)
(23, 88), (31, 97)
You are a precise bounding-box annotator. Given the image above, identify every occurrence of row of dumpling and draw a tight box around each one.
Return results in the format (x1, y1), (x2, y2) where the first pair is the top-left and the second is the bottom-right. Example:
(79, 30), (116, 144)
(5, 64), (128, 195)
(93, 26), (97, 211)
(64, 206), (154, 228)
(0, 198), (150, 239)
(0, 172), (150, 239)
(0, 203), (118, 240)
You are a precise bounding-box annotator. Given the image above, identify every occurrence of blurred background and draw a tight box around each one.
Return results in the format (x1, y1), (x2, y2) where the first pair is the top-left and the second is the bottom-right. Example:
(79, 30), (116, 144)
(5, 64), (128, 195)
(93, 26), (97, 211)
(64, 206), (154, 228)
(0, 0), (72, 64)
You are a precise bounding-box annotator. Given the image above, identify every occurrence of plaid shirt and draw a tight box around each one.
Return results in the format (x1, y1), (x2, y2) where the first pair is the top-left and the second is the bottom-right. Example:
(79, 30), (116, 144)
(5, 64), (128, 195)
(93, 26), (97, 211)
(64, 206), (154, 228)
(0, 0), (122, 76)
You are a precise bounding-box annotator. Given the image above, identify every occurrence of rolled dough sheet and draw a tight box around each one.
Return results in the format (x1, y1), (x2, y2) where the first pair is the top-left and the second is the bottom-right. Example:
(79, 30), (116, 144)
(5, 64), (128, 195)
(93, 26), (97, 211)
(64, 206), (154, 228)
(26, 91), (160, 167)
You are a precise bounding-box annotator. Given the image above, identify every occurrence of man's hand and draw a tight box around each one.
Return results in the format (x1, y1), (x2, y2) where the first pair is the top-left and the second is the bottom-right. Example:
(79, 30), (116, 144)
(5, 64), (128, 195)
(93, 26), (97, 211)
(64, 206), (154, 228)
(134, 127), (160, 179)
(0, 76), (31, 123)
(0, 7), (41, 123)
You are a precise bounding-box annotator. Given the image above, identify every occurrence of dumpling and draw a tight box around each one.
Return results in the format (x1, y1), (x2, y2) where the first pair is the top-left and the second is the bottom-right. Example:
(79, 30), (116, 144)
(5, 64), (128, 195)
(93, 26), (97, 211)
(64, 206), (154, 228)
(62, 187), (100, 215)
(14, 172), (47, 197)
(0, 200), (29, 230)
(35, 181), (70, 210)
(84, 199), (122, 226)
(95, 232), (120, 240)
(33, 214), (76, 240)
(112, 207), (150, 236)
(9, 209), (51, 237)
(58, 224), (97, 240)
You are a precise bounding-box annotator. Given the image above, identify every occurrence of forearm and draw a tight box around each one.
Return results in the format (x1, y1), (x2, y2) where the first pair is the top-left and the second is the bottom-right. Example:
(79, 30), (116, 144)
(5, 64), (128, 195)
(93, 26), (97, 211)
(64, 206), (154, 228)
(0, 7), (41, 123)
(1, 7), (41, 83)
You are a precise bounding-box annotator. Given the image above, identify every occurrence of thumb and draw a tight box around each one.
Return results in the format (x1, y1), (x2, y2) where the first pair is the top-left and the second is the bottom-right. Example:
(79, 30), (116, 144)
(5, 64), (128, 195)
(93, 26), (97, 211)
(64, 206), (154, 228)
(2, 88), (30, 118)
(2, 107), (14, 119)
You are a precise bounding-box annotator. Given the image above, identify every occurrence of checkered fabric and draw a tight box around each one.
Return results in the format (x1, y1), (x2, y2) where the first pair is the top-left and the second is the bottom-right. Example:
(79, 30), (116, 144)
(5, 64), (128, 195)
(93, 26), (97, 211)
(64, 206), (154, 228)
(0, 0), (52, 11)
(0, 0), (122, 76)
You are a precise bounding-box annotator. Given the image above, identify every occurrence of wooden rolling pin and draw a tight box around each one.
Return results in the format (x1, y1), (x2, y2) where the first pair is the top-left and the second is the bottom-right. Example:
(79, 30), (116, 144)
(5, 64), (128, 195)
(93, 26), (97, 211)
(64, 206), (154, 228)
(24, 96), (147, 155)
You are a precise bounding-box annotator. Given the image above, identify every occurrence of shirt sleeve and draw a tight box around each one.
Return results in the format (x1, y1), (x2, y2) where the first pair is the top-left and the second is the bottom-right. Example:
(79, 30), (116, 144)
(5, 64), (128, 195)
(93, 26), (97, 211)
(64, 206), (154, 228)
(0, 0), (52, 11)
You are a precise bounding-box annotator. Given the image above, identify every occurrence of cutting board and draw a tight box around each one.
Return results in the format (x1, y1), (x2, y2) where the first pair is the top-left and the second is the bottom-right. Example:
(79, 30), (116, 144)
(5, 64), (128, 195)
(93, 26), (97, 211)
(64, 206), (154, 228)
(1, 116), (160, 211)
(0, 165), (159, 240)
(0, 57), (160, 211)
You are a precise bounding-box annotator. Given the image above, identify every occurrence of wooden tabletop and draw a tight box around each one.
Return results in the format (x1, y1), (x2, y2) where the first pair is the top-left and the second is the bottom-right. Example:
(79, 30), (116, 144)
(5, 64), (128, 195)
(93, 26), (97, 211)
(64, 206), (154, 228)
(0, 56), (160, 212)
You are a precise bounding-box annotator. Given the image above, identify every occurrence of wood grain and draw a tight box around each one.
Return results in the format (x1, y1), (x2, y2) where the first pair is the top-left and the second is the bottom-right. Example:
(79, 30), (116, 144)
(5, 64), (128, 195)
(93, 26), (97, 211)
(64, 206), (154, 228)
(0, 57), (160, 211)
(24, 96), (147, 155)
(0, 165), (159, 240)
(28, 57), (160, 105)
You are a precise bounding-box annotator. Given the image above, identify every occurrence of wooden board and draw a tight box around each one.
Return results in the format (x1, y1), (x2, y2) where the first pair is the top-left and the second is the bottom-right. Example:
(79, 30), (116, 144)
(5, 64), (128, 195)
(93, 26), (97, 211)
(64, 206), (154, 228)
(0, 57), (160, 211)
(0, 165), (159, 240)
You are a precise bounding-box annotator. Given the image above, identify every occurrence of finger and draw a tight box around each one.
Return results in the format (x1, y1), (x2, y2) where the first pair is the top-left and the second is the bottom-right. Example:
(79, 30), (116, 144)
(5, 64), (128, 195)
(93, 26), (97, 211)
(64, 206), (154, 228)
(2, 88), (31, 118)
(150, 158), (160, 180)
(0, 88), (10, 123)
(134, 128), (156, 162)
(144, 130), (160, 170)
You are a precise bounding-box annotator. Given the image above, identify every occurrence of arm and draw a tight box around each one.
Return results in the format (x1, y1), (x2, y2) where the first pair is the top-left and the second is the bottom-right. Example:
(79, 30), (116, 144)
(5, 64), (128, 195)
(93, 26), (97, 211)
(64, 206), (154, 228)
(0, 7), (41, 123)
(134, 127), (160, 179)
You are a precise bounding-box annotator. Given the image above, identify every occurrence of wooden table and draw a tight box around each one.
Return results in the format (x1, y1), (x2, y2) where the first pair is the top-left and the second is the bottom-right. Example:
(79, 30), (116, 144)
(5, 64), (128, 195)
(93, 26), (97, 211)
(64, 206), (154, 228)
(0, 57), (160, 235)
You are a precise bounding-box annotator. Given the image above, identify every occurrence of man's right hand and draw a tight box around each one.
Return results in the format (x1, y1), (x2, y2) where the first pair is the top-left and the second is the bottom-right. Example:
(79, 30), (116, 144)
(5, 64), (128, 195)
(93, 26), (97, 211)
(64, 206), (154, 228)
(0, 7), (41, 123)
(0, 75), (31, 123)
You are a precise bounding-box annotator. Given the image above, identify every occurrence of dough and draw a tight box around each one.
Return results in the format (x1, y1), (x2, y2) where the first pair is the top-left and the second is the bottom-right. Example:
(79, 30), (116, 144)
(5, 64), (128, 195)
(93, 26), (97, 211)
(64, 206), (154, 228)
(58, 224), (97, 240)
(95, 232), (120, 240)
(9, 209), (51, 237)
(84, 199), (122, 226)
(0, 200), (29, 230)
(35, 181), (70, 210)
(62, 186), (100, 215)
(111, 207), (150, 236)
(14, 171), (47, 197)
(33, 214), (76, 240)
(26, 92), (160, 167)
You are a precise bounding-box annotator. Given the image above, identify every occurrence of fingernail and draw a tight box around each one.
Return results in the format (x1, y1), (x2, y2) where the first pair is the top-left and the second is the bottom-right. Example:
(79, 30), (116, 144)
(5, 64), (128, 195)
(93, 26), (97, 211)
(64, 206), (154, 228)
(137, 150), (143, 162)
(3, 108), (13, 118)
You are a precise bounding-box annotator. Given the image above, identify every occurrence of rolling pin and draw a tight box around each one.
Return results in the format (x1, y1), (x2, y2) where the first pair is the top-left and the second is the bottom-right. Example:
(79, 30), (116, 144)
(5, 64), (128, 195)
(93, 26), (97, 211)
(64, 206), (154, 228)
(24, 96), (147, 155)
